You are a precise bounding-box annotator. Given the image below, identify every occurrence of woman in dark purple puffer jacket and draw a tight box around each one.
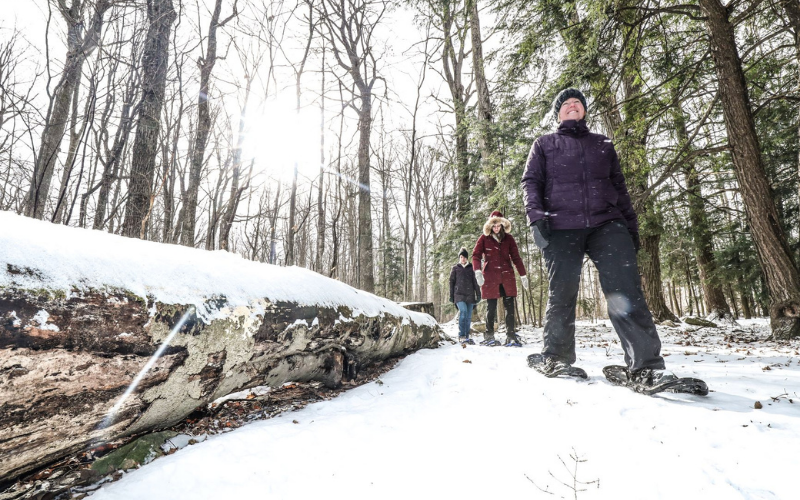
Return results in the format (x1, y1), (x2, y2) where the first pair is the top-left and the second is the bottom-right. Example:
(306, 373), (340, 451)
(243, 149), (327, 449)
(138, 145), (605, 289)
(521, 88), (672, 390)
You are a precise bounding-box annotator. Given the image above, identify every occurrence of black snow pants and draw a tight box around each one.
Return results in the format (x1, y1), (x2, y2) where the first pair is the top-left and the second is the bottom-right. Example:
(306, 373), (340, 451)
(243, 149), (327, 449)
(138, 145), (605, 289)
(540, 220), (664, 372)
(486, 285), (515, 335)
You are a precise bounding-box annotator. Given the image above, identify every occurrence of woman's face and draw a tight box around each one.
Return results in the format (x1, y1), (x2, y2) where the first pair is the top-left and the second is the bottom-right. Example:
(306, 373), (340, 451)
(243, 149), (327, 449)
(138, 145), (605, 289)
(558, 97), (585, 122)
(492, 223), (502, 234)
(459, 255), (468, 264)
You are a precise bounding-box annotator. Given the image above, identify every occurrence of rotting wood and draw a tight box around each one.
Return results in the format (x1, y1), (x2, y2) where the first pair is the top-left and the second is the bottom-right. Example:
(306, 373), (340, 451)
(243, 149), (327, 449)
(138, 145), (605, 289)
(0, 288), (439, 485)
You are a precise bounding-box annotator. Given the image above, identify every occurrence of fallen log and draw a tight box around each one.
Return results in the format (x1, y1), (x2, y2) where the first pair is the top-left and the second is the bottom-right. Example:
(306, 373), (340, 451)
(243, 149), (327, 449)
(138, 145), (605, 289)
(0, 212), (439, 484)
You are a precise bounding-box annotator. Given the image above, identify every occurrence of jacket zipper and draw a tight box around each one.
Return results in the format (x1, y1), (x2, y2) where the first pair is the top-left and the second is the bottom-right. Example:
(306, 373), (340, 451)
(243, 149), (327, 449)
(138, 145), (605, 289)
(577, 137), (589, 227)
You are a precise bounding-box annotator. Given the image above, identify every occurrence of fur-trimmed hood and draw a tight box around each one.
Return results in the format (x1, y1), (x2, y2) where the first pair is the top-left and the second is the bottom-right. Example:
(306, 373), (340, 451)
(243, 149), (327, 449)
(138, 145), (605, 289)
(483, 215), (512, 236)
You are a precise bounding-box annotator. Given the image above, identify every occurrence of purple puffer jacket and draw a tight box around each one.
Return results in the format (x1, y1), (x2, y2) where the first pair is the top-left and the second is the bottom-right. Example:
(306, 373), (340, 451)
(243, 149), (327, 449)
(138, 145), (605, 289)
(521, 119), (638, 232)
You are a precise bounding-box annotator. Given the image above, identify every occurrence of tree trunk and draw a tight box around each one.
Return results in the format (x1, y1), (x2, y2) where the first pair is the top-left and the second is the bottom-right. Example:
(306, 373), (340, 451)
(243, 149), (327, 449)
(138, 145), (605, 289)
(219, 76), (253, 251)
(439, 0), (470, 218)
(329, 102), (345, 278)
(673, 98), (732, 320)
(316, 52), (326, 273)
(683, 160), (732, 320)
(52, 74), (90, 224)
(26, 0), (111, 220)
(268, 183), (282, 264)
(639, 233), (678, 321)
(739, 275), (752, 319)
(780, 0), (800, 209)
(356, 95), (375, 292)
(121, 0), (177, 239)
(287, 164), (299, 264)
(320, 0), (382, 291)
(94, 72), (138, 230)
(178, 0), (235, 247)
(698, 0), (800, 338)
(468, 0), (495, 191)
(617, 3), (677, 323)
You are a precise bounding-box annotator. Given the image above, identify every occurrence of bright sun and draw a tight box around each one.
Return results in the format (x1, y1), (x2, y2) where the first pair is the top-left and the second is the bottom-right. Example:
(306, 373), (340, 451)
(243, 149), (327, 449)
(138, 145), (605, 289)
(242, 98), (324, 184)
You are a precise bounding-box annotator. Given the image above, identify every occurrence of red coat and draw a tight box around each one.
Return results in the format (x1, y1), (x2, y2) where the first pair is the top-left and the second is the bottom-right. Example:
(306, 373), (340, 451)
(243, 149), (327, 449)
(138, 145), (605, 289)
(472, 232), (527, 299)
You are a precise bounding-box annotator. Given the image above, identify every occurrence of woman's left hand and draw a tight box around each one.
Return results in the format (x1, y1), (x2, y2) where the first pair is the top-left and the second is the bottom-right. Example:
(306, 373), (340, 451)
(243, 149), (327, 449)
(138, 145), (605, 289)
(521, 275), (529, 289)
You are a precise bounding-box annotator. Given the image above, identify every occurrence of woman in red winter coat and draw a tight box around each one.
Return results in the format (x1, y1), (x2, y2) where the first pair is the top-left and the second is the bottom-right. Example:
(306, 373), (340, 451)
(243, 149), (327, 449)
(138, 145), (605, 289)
(472, 211), (528, 346)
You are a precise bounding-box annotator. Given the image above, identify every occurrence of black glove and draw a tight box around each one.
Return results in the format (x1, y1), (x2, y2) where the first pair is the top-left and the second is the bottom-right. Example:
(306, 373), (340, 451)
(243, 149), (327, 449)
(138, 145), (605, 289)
(630, 231), (641, 253)
(531, 218), (551, 249)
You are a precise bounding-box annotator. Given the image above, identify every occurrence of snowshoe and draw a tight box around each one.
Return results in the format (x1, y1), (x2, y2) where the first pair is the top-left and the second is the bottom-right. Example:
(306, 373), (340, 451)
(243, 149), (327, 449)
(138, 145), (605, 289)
(480, 338), (501, 347)
(602, 366), (708, 396)
(460, 338), (475, 345)
(504, 333), (523, 347)
(527, 354), (587, 379)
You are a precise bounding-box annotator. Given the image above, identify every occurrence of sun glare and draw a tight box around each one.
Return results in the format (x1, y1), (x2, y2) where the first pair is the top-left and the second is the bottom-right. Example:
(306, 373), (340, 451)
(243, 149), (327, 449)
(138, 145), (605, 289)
(242, 98), (324, 184)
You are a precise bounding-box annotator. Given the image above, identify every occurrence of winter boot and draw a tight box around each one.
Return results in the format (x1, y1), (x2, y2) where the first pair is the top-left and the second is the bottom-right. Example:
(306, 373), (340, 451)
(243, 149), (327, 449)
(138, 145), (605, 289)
(527, 354), (587, 379)
(630, 368), (678, 390)
(603, 365), (707, 396)
(480, 331), (497, 346)
(504, 332), (523, 347)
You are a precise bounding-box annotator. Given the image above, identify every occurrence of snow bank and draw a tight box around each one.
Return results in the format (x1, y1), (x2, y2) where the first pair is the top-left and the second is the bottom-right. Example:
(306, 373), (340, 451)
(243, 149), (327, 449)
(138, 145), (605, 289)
(90, 320), (800, 499)
(0, 211), (433, 326)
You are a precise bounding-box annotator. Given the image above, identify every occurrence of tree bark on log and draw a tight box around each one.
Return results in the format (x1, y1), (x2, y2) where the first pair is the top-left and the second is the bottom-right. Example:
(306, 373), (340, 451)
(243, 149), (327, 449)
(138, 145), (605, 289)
(0, 288), (439, 484)
(698, 0), (800, 339)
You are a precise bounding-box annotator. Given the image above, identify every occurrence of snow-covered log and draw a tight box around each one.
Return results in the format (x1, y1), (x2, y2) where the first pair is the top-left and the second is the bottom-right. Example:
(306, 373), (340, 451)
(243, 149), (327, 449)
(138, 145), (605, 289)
(0, 212), (439, 483)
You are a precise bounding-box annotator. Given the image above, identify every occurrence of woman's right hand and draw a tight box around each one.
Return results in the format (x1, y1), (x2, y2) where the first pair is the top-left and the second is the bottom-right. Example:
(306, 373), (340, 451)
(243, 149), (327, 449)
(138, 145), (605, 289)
(475, 270), (485, 286)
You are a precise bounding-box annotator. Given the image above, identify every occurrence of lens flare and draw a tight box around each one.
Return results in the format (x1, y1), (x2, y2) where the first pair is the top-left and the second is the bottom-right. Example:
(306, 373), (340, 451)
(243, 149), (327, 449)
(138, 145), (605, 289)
(99, 306), (195, 430)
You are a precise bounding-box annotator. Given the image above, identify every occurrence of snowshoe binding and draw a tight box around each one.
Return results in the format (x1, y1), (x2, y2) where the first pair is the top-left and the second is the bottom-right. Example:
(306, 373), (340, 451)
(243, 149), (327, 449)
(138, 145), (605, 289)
(504, 332), (523, 347)
(602, 366), (708, 396)
(527, 354), (587, 379)
(480, 334), (500, 347)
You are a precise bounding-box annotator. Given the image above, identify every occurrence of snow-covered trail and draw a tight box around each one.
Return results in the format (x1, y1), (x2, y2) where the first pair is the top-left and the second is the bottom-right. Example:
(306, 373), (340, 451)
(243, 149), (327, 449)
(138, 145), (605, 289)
(91, 319), (799, 499)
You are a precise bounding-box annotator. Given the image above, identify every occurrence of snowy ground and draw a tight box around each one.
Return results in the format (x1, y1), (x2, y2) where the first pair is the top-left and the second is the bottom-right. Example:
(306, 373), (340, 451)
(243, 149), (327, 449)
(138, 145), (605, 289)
(90, 318), (799, 499)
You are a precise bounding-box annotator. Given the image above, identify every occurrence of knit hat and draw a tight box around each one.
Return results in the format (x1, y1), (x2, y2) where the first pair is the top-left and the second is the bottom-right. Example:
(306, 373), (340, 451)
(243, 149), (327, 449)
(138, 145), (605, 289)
(459, 247), (469, 259)
(553, 88), (587, 121)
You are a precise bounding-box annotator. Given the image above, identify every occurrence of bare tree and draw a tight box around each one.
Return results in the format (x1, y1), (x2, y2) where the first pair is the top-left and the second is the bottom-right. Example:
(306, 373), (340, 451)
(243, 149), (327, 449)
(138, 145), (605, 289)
(25, 0), (114, 220)
(318, 0), (389, 292)
(0, 28), (39, 211)
(423, 0), (471, 217)
(121, 0), (178, 238)
(219, 20), (267, 251)
(284, 0), (317, 265)
(315, 44), (327, 273)
(468, 0), (495, 191)
(176, 0), (237, 246)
